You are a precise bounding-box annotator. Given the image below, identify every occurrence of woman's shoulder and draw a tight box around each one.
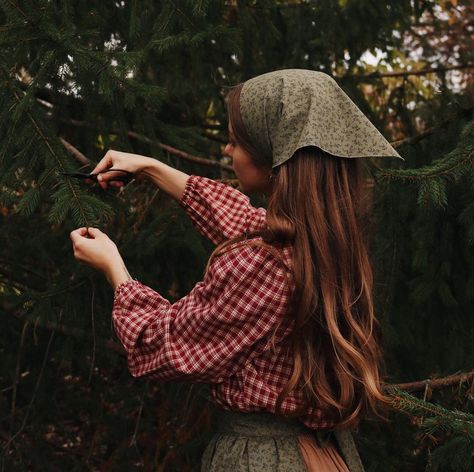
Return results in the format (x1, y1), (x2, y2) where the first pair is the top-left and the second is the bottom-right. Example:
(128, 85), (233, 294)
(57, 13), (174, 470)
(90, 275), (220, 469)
(202, 237), (296, 309)
(213, 235), (293, 276)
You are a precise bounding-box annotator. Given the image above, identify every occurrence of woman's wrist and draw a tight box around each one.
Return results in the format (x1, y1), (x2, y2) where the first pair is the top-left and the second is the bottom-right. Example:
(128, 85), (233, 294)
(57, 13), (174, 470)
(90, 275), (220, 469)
(135, 156), (154, 181)
(139, 157), (189, 201)
(106, 258), (134, 290)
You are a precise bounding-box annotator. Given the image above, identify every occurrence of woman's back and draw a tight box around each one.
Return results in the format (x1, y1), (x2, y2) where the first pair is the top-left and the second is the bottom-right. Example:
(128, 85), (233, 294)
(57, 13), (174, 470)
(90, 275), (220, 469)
(86, 68), (405, 472)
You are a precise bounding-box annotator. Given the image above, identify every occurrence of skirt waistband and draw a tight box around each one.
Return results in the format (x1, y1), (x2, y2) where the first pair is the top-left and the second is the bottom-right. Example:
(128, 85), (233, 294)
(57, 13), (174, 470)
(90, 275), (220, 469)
(214, 408), (334, 447)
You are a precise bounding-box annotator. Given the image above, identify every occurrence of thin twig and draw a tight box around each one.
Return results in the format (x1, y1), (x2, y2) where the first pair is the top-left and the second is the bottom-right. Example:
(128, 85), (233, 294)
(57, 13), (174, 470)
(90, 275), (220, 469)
(5, 309), (64, 452)
(10, 321), (29, 419)
(131, 187), (161, 234)
(168, 0), (196, 28)
(5, 0), (26, 18)
(391, 126), (438, 148)
(129, 381), (148, 467)
(87, 278), (97, 384)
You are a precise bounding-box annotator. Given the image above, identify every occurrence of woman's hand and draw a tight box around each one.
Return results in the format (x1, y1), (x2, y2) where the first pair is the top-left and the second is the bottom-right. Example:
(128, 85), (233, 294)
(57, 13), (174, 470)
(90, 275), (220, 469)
(87, 148), (190, 201)
(70, 227), (131, 288)
(87, 149), (151, 190)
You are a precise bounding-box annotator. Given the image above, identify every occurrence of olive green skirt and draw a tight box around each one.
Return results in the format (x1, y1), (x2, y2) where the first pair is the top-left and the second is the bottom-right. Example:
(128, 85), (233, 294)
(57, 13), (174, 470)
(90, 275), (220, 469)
(200, 408), (365, 472)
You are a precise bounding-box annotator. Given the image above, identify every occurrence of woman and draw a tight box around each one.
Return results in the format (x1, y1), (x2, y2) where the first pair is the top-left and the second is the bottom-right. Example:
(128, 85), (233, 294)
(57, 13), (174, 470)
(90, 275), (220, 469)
(70, 69), (404, 471)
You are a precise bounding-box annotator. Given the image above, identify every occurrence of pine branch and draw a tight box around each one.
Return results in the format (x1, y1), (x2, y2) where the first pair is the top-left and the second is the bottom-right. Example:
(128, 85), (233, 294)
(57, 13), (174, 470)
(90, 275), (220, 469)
(201, 130), (227, 144)
(57, 118), (233, 171)
(353, 63), (474, 81)
(59, 137), (89, 166)
(391, 128), (434, 148)
(159, 139), (231, 171)
(10, 90), (93, 226)
(202, 124), (225, 131)
(23, 93), (231, 171)
(38, 89), (469, 166)
(4, 0), (26, 18)
(386, 386), (474, 426)
(390, 369), (474, 393)
(168, 0), (197, 29)
(375, 148), (473, 184)
(388, 103), (472, 150)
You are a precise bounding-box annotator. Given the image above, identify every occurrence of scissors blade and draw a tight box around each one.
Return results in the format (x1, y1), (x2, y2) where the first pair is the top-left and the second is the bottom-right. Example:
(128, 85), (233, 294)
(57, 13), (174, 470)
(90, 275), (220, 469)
(60, 172), (97, 180)
(60, 169), (135, 183)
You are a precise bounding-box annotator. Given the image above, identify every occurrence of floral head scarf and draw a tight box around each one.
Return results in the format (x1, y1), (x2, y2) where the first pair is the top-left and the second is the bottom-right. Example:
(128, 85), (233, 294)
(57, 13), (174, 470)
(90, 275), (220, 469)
(239, 69), (404, 168)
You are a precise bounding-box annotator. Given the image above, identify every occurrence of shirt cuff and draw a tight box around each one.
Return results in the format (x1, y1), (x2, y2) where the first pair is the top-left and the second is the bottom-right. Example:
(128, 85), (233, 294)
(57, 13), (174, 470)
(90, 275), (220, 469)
(179, 174), (200, 209)
(114, 278), (141, 302)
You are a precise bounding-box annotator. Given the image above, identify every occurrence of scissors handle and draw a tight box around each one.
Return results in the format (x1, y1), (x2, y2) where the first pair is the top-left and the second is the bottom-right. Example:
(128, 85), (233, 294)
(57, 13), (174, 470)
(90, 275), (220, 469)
(60, 169), (135, 183)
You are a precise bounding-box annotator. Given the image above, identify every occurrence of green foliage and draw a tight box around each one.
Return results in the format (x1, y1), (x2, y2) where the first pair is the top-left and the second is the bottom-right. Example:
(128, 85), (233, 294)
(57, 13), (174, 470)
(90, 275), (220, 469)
(375, 119), (474, 212)
(0, 0), (473, 470)
(386, 387), (474, 471)
(15, 186), (41, 217)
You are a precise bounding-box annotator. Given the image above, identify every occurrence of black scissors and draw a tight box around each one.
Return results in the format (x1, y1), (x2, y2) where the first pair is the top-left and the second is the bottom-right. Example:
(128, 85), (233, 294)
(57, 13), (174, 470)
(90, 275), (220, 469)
(60, 168), (135, 184)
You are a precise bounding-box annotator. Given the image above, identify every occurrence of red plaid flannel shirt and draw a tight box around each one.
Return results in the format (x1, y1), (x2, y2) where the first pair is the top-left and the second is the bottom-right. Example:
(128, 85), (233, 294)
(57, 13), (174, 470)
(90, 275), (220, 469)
(113, 175), (334, 429)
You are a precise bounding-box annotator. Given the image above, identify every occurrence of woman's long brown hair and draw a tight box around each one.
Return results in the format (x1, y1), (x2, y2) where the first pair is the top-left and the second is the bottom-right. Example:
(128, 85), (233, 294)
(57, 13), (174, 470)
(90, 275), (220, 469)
(205, 83), (392, 430)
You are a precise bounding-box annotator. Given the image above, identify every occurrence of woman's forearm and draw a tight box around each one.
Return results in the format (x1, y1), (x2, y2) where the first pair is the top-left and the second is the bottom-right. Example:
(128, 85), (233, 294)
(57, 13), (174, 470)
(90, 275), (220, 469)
(139, 157), (189, 201)
(106, 257), (134, 290)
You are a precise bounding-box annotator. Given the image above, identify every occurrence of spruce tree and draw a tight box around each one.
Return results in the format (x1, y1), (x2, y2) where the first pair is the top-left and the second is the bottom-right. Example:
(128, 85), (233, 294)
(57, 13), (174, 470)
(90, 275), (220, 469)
(1, 1), (472, 470)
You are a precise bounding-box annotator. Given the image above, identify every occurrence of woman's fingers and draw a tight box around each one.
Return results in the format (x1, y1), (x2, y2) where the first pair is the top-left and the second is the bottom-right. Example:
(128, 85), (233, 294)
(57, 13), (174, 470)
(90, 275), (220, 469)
(85, 151), (115, 188)
(69, 227), (119, 274)
(97, 174), (108, 189)
(85, 149), (139, 189)
(86, 227), (104, 237)
(70, 227), (105, 245)
(97, 173), (127, 189)
(70, 227), (89, 243)
(91, 151), (113, 175)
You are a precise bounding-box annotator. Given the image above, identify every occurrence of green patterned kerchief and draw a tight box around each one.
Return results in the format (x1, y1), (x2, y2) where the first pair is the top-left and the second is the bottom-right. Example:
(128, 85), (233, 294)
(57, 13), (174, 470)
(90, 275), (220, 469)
(239, 69), (404, 168)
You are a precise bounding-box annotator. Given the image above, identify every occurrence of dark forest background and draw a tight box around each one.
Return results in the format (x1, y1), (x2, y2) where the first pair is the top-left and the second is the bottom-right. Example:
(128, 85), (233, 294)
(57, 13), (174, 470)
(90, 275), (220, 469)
(0, 1), (473, 470)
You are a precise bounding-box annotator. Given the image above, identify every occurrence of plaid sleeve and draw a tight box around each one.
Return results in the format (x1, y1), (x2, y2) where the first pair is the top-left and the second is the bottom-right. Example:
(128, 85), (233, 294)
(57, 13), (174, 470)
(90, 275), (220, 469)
(178, 175), (267, 245)
(112, 243), (291, 383)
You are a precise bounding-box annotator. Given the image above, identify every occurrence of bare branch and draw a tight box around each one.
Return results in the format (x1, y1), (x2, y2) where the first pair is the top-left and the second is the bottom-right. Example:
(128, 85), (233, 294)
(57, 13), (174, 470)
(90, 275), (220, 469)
(59, 137), (90, 165)
(62, 119), (233, 172)
(127, 129), (233, 171)
(390, 369), (474, 393)
(201, 130), (227, 144)
(354, 63), (474, 80)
